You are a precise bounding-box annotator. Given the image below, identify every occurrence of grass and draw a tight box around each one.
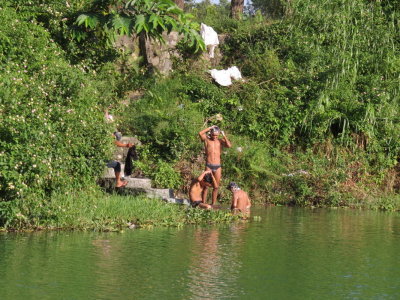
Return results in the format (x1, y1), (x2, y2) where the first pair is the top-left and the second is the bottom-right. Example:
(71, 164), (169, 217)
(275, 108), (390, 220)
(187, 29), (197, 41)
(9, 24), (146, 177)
(0, 190), (240, 231)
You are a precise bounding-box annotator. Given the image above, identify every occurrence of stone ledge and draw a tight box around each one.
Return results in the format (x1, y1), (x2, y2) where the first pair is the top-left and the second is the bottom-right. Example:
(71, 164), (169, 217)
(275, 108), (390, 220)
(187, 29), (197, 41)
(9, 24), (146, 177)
(101, 135), (190, 204)
(99, 177), (174, 200)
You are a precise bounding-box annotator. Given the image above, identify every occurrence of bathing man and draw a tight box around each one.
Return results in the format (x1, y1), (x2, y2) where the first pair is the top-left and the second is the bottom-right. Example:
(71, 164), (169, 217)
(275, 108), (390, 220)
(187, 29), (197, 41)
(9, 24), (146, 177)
(189, 170), (217, 209)
(199, 125), (232, 205)
(227, 182), (251, 216)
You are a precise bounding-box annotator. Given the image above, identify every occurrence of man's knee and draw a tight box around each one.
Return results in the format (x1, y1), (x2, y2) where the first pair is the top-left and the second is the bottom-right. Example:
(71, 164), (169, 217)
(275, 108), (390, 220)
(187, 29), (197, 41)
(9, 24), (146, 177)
(107, 160), (121, 173)
(114, 162), (121, 173)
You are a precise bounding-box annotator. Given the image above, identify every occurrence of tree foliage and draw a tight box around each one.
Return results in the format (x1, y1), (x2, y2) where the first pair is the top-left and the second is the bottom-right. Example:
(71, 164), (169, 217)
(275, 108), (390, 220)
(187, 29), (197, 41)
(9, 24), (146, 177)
(0, 6), (113, 204)
(75, 0), (205, 51)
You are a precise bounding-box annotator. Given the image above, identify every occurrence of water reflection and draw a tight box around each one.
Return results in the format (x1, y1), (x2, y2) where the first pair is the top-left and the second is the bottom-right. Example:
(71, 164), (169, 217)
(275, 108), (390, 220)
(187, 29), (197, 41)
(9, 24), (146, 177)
(1, 208), (400, 299)
(186, 223), (249, 299)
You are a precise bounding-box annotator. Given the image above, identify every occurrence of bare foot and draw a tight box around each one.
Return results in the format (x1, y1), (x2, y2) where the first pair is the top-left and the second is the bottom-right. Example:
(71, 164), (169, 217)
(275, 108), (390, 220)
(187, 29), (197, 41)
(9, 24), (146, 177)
(116, 181), (128, 188)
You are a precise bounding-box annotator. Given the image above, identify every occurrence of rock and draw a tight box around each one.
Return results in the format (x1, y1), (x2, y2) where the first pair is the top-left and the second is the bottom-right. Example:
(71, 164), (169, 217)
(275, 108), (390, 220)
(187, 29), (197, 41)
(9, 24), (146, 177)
(101, 136), (188, 206)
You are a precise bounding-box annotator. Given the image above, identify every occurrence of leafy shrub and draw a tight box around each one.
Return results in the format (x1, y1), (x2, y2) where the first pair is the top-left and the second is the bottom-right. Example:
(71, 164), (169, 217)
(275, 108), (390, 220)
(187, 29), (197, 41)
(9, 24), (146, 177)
(221, 0), (400, 153)
(122, 77), (205, 161)
(0, 7), (113, 204)
(153, 161), (183, 189)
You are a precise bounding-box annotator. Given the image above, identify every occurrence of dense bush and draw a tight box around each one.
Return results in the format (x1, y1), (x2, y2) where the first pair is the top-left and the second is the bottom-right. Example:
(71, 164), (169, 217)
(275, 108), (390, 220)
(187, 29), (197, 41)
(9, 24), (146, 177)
(0, 6), (113, 208)
(222, 0), (400, 154)
(121, 0), (400, 207)
(2, 0), (400, 230)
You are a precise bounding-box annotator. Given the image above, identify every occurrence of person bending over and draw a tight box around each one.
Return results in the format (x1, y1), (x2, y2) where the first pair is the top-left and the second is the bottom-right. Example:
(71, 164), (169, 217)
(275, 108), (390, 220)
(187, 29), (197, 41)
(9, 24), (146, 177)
(198, 125), (231, 205)
(227, 182), (251, 216)
(189, 170), (217, 209)
(106, 131), (134, 188)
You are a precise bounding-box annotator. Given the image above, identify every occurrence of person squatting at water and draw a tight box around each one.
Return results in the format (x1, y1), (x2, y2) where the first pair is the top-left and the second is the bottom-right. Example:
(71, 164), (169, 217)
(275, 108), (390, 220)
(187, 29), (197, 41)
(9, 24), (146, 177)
(106, 131), (134, 188)
(227, 182), (251, 217)
(189, 170), (217, 209)
(198, 125), (232, 205)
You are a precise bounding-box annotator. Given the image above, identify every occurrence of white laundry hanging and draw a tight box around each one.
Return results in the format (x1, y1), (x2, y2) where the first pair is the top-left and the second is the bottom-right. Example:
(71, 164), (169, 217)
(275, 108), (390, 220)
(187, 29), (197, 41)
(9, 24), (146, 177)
(200, 23), (219, 58)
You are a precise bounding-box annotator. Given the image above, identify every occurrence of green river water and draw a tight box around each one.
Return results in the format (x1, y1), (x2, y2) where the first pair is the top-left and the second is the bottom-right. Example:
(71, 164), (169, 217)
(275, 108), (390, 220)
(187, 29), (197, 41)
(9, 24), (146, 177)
(1, 206), (400, 299)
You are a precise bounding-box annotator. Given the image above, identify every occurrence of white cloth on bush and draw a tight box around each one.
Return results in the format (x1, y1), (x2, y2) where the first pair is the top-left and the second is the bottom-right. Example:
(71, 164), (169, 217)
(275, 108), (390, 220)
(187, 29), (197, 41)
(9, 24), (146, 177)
(200, 23), (219, 58)
(210, 66), (243, 86)
(228, 66), (242, 80)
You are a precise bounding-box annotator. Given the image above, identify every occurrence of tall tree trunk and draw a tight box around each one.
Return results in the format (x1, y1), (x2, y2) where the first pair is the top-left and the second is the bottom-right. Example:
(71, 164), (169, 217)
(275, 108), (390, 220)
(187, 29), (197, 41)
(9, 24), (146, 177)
(174, 0), (184, 10)
(138, 32), (150, 66)
(230, 0), (244, 19)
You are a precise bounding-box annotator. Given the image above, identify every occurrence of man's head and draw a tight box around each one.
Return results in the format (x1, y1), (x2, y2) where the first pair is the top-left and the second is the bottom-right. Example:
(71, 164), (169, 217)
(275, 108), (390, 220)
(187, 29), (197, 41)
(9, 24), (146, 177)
(227, 182), (240, 192)
(201, 173), (213, 187)
(210, 126), (220, 140)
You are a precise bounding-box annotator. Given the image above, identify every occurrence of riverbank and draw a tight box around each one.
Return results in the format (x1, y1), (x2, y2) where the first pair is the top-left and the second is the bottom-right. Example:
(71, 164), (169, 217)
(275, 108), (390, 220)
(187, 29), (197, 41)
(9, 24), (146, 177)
(1, 1), (399, 230)
(2, 186), (399, 232)
(0, 190), (239, 232)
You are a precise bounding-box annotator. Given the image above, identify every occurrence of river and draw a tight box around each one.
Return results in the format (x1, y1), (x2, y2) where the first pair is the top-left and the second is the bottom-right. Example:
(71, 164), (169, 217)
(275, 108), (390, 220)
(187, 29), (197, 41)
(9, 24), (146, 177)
(1, 206), (400, 299)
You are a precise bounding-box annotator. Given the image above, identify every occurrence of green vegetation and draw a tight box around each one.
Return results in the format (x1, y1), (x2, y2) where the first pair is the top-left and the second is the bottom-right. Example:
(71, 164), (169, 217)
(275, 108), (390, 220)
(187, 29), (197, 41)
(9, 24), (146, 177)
(0, 5), (112, 202)
(121, 0), (400, 209)
(1, 191), (238, 231)
(76, 0), (205, 52)
(1, 0), (400, 230)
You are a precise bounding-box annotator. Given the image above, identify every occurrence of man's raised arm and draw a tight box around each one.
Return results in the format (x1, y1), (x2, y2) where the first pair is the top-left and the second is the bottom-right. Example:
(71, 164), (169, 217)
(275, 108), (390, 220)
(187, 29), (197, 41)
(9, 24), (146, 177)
(220, 130), (232, 148)
(198, 125), (216, 141)
(197, 170), (210, 182)
(114, 140), (133, 148)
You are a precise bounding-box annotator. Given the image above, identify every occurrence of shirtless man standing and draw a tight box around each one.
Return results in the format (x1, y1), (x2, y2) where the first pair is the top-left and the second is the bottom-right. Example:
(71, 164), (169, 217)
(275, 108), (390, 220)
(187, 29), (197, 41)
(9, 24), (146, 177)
(189, 170), (216, 209)
(199, 125), (232, 205)
(227, 182), (251, 216)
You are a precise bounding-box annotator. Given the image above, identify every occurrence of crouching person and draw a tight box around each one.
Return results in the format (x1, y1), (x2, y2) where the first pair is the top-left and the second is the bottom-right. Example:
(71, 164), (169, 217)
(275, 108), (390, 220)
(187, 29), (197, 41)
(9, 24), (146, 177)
(107, 131), (134, 188)
(227, 182), (251, 217)
(189, 170), (217, 209)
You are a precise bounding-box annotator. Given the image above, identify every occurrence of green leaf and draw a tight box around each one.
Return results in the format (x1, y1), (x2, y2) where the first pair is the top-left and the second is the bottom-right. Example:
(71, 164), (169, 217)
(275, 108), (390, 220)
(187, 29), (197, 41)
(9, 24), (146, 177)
(76, 14), (88, 26)
(135, 15), (145, 33)
(112, 15), (131, 35)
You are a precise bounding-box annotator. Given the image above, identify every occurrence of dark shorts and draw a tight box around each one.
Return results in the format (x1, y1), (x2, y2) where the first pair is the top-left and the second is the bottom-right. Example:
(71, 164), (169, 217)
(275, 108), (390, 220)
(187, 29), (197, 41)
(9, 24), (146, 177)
(106, 160), (121, 172)
(191, 201), (202, 208)
(206, 163), (221, 172)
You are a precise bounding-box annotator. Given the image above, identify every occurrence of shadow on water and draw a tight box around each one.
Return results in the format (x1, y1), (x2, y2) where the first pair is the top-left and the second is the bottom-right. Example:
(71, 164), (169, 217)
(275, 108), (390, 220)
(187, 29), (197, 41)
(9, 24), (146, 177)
(1, 206), (400, 299)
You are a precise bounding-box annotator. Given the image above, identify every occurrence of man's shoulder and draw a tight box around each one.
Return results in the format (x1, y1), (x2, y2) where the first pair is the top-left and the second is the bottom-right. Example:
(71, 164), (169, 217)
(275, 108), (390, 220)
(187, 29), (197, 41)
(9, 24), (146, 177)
(190, 180), (200, 187)
(238, 190), (248, 197)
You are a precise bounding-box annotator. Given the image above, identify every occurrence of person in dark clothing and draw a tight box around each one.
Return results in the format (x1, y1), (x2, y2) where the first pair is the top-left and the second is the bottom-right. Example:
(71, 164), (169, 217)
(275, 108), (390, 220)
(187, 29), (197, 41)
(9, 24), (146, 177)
(106, 131), (134, 188)
(124, 145), (138, 177)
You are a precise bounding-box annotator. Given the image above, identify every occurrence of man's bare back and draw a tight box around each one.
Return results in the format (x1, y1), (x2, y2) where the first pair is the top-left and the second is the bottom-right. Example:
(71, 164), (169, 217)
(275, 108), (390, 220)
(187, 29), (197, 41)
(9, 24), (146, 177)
(232, 190), (251, 212)
(228, 182), (251, 215)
